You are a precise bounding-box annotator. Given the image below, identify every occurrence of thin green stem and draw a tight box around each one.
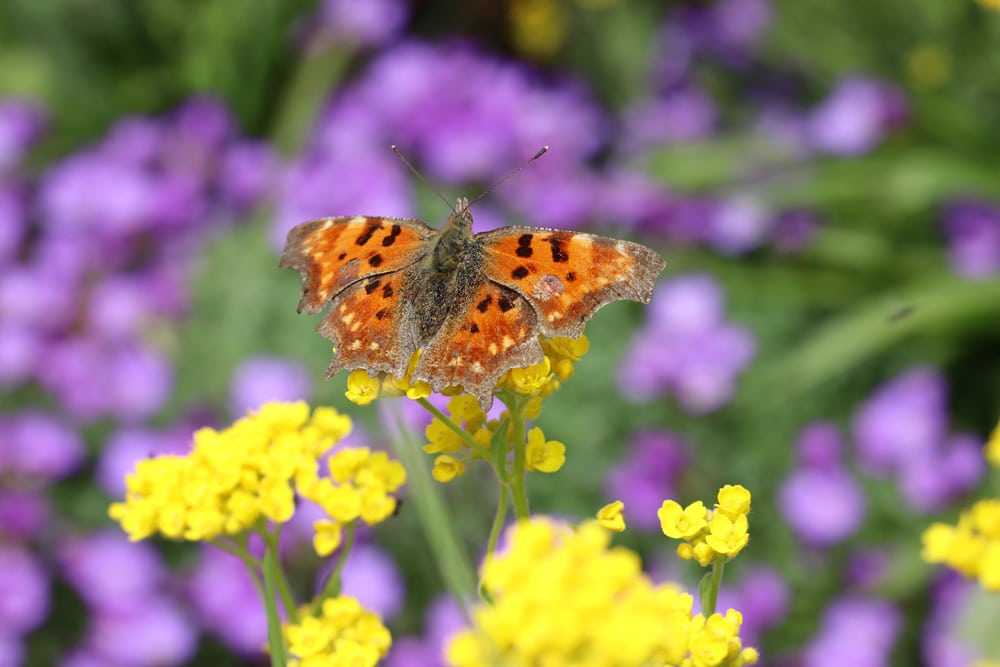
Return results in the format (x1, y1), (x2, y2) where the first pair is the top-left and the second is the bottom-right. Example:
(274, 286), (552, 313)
(507, 395), (530, 519)
(260, 527), (300, 623)
(486, 482), (509, 561)
(702, 561), (726, 616)
(321, 521), (357, 601)
(262, 549), (288, 667)
(416, 397), (485, 454)
(213, 538), (266, 602)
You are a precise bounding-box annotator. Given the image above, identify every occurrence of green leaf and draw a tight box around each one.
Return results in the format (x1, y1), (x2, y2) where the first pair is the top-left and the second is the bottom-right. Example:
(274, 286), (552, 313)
(490, 419), (511, 482)
(262, 549), (288, 667)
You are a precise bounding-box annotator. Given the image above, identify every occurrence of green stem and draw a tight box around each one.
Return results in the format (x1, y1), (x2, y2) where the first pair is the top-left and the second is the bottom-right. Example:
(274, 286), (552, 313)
(260, 527), (300, 623)
(214, 538), (266, 602)
(702, 562), (725, 616)
(486, 482), (509, 560)
(321, 522), (357, 600)
(382, 402), (476, 617)
(507, 396), (530, 519)
(262, 549), (288, 667)
(416, 397), (485, 453)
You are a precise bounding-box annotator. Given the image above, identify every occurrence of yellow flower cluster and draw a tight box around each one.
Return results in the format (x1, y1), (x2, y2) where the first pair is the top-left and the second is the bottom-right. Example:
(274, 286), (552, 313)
(109, 402), (352, 542)
(298, 447), (407, 556)
(285, 596), (391, 667)
(424, 393), (566, 483)
(922, 420), (1000, 591)
(659, 485), (752, 567)
(345, 335), (589, 409)
(446, 517), (758, 667)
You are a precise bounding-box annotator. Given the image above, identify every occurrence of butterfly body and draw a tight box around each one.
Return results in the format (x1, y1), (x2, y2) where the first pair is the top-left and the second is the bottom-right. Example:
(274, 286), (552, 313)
(281, 199), (665, 409)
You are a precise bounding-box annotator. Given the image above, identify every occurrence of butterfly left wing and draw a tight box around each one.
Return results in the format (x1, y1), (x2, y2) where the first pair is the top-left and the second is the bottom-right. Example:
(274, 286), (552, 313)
(413, 280), (543, 409)
(476, 227), (665, 338)
(280, 216), (437, 313)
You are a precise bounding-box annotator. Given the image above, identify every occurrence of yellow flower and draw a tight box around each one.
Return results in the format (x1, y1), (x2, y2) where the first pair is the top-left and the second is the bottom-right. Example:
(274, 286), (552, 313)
(446, 517), (755, 667)
(284, 596), (390, 667)
(658, 500), (708, 540)
(109, 403), (354, 542)
(524, 427), (566, 472)
(432, 455), (465, 483)
(508, 356), (554, 396)
(597, 500), (627, 532)
(345, 370), (380, 405)
(706, 513), (750, 557)
(716, 484), (752, 519)
(313, 519), (343, 557)
(423, 419), (467, 454)
(509, 0), (569, 58)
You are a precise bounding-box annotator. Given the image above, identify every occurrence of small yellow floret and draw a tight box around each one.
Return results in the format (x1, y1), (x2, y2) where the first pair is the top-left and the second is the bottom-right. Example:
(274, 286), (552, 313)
(345, 370), (380, 405)
(597, 500), (627, 532)
(658, 500), (708, 540)
(432, 455), (466, 483)
(525, 427), (566, 473)
(716, 484), (752, 519)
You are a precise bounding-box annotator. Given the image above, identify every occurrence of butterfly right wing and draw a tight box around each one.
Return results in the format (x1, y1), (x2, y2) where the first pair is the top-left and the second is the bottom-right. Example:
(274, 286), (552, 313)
(280, 216), (437, 313)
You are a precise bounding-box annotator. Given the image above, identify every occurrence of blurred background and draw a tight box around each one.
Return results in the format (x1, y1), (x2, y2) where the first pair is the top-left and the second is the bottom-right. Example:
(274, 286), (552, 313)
(3, 0), (1000, 665)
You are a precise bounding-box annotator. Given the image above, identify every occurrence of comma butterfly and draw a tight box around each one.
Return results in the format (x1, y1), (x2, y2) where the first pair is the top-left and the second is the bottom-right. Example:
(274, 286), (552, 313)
(280, 166), (666, 410)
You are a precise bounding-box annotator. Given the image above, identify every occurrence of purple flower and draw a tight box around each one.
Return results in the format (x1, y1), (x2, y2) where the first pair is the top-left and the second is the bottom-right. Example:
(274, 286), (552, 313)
(713, 566), (789, 646)
(0, 324), (41, 386)
(795, 421), (843, 469)
(187, 547), (267, 655)
(59, 531), (165, 613)
(229, 356), (312, 417)
(0, 490), (50, 540)
(802, 596), (902, 667)
(86, 276), (155, 342)
(85, 597), (197, 667)
(942, 199), (1000, 278)
(320, 0), (409, 48)
(898, 433), (985, 514)
(707, 196), (771, 255)
(0, 187), (26, 266)
(1, 411), (85, 480)
(0, 99), (46, 170)
(922, 573), (982, 667)
(807, 77), (906, 156)
(852, 367), (947, 475)
(104, 344), (174, 421)
(339, 543), (406, 620)
(771, 208), (821, 253)
(0, 262), (79, 334)
(605, 431), (689, 531)
(844, 549), (890, 590)
(0, 547), (50, 635)
(779, 466), (866, 547)
(386, 595), (464, 667)
(218, 141), (278, 210)
(0, 636), (23, 667)
(620, 274), (755, 412)
(621, 85), (717, 151)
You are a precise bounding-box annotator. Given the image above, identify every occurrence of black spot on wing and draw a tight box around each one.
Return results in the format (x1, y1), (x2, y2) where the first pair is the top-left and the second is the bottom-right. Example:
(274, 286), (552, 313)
(369, 253), (383, 267)
(337, 252), (347, 261)
(375, 309), (388, 320)
(470, 323), (480, 334)
(382, 283), (394, 298)
(565, 271), (576, 282)
(364, 278), (382, 295)
(382, 224), (402, 247)
(476, 294), (493, 313)
(512, 266), (529, 280)
(548, 237), (569, 263)
(356, 220), (383, 246)
(516, 233), (534, 258)
(498, 295), (515, 313)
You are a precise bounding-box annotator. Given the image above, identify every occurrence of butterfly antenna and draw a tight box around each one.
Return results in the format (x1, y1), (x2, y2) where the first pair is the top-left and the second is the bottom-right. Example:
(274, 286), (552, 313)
(391, 145), (456, 213)
(470, 146), (549, 207)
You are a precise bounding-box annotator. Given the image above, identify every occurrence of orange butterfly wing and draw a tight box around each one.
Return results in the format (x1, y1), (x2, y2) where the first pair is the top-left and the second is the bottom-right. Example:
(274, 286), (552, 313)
(413, 280), (543, 408)
(476, 227), (665, 338)
(279, 216), (436, 313)
(316, 270), (422, 380)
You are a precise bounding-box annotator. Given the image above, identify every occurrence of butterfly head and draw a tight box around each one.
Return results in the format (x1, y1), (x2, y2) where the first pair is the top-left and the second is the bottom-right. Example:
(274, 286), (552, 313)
(444, 197), (474, 234)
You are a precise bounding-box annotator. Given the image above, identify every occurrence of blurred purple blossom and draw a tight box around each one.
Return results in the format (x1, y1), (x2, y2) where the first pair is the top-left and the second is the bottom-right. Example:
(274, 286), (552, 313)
(386, 595), (464, 667)
(59, 531), (166, 613)
(922, 573), (983, 667)
(605, 430), (689, 531)
(853, 367), (947, 475)
(802, 596), (902, 667)
(0, 99), (46, 170)
(229, 356), (313, 417)
(0, 187), (26, 266)
(942, 199), (1000, 278)
(0, 636), (23, 667)
(619, 274), (755, 412)
(319, 0), (409, 48)
(795, 421), (843, 469)
(83, 597), (198, 667)
(771, 208), (822, 253)
(97, 426), (193, 498)
(0, 547), (50, 636)
(621, 85), (716, 151)
(708, 196), (772, 255)
(844, 549), (890, 590)
(0, 411), (85, 480)
(779, 467), (866, 547)
(188, 547), (267, 656)
(807, 77), (907, 156)
(219, 141), (279, 210)
(339, 543), (406, 620)
(0, 490), (50, 541)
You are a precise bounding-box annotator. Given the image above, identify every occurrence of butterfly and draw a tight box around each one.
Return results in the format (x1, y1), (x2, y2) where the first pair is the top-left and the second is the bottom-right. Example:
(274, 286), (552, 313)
(280, 198), (666, 409)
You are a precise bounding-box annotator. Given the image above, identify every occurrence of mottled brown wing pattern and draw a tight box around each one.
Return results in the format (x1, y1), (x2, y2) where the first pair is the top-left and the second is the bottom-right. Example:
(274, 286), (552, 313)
(476, 227), (666, 338)
(317, 270), (421, 380)
(279, 216), (437, 313)
(413, 280), (543, 409)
